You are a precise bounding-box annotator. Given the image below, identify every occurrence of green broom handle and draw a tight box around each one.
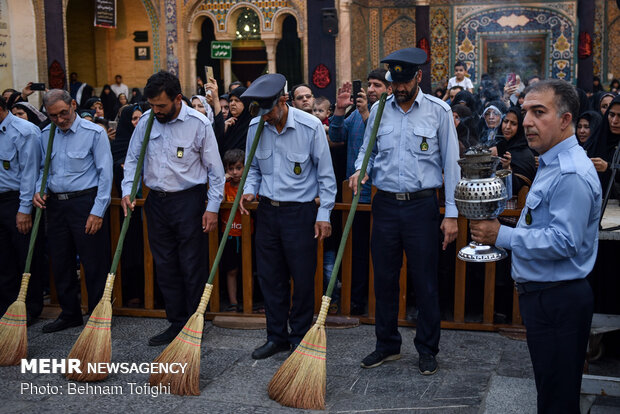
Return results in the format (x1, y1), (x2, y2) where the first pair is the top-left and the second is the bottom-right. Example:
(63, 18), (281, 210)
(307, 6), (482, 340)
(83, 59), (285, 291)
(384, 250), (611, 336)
(24, 124), (57, 274)
(109, 111), (155, 275)
(206, 121), (265, 285)
(325, 92), (388, 298)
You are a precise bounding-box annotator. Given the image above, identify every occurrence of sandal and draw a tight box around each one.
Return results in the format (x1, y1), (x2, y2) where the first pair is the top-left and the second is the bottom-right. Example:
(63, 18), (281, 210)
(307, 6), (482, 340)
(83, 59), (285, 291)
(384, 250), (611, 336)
(225, 303), (239, 312)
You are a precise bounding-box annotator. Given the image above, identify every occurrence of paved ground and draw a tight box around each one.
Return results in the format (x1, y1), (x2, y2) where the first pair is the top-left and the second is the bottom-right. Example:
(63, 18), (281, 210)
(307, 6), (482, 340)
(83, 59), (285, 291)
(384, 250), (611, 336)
(1, 316), (618, 414)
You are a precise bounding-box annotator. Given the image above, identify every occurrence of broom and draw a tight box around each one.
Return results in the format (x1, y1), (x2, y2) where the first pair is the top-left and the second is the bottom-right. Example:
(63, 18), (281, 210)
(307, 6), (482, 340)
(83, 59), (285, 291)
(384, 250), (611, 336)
(268, 92), (388, 409)
(66, 111), (155, 381)
(150, 120), (266, 396)
(0, 124), (56, 366)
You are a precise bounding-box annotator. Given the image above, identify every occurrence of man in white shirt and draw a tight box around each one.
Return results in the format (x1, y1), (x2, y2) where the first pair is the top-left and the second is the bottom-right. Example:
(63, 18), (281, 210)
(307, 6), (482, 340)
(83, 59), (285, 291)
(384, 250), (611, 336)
(110, 74), (129, 98)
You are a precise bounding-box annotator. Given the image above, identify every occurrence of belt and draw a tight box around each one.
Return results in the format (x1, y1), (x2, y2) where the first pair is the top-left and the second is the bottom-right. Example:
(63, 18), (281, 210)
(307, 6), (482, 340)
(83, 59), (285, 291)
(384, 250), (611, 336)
(377, 189), (435, 201)
(259, 196), (308, 207)
(150, 185), (202, 198)
(0, 190), (19, 201)
(48, 187), (97, 201)
(515, 279), (578, 295)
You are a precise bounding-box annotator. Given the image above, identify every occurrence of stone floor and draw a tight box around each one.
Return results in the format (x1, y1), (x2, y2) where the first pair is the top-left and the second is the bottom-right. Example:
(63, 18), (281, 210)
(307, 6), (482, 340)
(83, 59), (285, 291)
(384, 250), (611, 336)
(0, 316), (618, 414)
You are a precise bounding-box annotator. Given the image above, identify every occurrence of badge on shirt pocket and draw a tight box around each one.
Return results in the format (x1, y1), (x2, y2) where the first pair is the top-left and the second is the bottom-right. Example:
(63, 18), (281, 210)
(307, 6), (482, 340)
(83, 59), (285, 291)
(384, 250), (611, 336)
(176, 147), (184, 158)
(2, 160), (9, 170)
(420, 137), (429, 151)
(294, 162), (302, 175)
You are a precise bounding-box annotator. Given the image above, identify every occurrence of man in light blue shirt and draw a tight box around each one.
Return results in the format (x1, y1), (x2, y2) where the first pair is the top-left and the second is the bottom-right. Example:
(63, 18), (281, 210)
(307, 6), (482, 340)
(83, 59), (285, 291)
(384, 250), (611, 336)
(349, 48), (460, 375)
(239, 74), (336, 359)
(33, 89), (113, 333)
(121, 71), (225, 346)
(0, 96), (43, 322)
(471, 80), (601, 413)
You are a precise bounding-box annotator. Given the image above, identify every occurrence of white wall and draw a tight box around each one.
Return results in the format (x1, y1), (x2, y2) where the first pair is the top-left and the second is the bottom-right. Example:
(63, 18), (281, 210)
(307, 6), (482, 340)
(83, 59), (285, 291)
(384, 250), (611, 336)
(6, 0), (40, 108)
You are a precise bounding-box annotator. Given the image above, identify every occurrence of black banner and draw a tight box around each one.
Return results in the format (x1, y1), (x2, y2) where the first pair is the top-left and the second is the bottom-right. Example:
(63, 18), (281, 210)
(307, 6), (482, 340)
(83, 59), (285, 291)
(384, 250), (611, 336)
(94, 0), (116, 28)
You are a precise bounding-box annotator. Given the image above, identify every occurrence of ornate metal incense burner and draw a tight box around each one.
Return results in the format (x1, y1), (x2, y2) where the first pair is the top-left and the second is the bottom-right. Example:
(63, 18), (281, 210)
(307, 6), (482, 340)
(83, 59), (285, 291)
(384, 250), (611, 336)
(454, 147), (509, 262)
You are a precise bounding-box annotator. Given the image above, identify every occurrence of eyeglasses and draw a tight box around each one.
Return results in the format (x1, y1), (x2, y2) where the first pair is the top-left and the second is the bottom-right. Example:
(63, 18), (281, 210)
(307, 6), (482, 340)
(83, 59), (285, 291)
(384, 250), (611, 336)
(295, 94), (313, 100)
(48, 109), (72, 120)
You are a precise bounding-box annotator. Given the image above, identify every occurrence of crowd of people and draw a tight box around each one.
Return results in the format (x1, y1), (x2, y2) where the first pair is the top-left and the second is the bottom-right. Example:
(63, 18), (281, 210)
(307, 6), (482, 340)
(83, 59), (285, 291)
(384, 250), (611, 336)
(1, 46), (619, 413)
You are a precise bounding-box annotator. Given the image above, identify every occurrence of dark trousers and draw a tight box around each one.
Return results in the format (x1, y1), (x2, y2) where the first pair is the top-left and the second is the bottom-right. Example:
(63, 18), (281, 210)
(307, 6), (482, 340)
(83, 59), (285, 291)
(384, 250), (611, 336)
(351, 210), (370, 310)
(47, 192), (110, 321)
(0, 195), (44, 318)
(255, 201), (317, 345)
(371, 192), (440, 356)
(518, 279), (593, 414)
(144, 185), (208, 329)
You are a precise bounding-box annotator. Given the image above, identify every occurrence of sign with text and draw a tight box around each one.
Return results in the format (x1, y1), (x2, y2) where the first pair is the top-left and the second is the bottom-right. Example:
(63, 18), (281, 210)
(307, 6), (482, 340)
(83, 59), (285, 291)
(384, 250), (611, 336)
(210, 41), (232, 59)
(94, 0), (116, 28)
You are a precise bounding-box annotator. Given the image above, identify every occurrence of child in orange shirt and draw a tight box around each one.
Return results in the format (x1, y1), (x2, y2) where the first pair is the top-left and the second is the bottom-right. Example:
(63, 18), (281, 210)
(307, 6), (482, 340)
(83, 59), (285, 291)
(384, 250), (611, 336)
(221, 149), (246, 312)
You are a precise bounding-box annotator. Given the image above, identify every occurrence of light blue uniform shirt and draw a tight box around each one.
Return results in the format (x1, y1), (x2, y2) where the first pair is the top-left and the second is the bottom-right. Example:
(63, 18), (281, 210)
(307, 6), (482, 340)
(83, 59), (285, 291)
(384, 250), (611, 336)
(354, 90), (461, 217)
(243, 106), (337, 223)
(122, 105), (225, 213)
(0, 112), (41, 214)
(496, 136), (601, 283)
(38, 115), (113, 218)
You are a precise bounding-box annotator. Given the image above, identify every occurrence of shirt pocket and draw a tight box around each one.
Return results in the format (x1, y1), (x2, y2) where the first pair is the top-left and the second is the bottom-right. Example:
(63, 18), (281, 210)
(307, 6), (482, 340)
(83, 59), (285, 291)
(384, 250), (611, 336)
(521, 191), (543, 225)
(66, 150), (91, 173)
(169, 137), (195, 167)
(255, 149), (273, 175)
(411, 126), (439, 155)
(285, 151), (311, 178)
(0, 148), (17, 172)
(375, 126), (395, 153)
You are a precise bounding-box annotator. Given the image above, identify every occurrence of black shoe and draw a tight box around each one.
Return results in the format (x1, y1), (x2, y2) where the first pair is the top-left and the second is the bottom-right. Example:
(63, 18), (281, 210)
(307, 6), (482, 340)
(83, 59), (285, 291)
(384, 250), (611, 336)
(418, 353), (438, 375)
(41, 318), (82, 333)
(251, 341), (290, 359)
(148, 325), (182, 346)
(360, 350), (401, 368)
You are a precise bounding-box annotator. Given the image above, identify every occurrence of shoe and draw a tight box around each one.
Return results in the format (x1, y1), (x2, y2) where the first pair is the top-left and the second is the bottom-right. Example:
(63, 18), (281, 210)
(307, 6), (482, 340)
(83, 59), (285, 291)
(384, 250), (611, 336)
(225, 303), (238, 312)
(418, 353), (438, 375)
(360, 350), (401, 368)
(148, 325), (182, 346)
(41, 318), (82, 333)
(251, 341), (290, 359)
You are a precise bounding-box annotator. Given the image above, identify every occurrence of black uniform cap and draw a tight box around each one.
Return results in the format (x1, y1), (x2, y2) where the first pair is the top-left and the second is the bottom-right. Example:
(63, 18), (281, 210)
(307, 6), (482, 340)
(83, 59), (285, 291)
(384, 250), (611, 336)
(381, 47), (427, 83)
(241, 74), (287, 116)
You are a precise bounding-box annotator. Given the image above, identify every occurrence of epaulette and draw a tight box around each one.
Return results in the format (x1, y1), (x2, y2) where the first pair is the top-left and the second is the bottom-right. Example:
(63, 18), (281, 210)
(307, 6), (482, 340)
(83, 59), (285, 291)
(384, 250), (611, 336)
(558, 151), (576, 175)
(424, 93), (451, 112)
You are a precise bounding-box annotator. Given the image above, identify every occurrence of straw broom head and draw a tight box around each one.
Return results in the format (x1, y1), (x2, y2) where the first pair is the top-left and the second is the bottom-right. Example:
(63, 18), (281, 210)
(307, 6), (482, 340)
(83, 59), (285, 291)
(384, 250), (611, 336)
(65, 273), (114, 382)
(149, 283), (213, 396)
(0, 274), (30, 366)
(268, 295), (330, 410)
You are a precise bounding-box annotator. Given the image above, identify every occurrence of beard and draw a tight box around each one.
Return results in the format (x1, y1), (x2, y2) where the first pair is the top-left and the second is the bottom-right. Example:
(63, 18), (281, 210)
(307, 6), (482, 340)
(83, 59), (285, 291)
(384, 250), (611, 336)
(394, 86), (416, 103)
(155, 104), (177, 123)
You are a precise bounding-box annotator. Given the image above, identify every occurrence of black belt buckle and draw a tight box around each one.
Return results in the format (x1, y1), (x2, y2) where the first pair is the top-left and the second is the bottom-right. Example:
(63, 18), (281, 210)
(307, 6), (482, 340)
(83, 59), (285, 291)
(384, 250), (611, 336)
(395, 192), (410, 201)
(270, 200), (280, 207)
(57, 193), (70, 201)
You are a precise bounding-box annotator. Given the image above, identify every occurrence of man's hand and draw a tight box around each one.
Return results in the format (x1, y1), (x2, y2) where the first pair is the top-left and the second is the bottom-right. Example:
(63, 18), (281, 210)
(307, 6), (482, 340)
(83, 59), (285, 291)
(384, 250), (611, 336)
(239, 194), (255, 215)
(33, 192), (46, 209)
(590, 157), (608, 172)
(440, 217), (458, 250)
(334, 82), (352, 116)
(16, 212), (32, 234)
(121, 195), (135, 217)
(85, 214), (103, 235)
(107, 128), (116, 140)
(356, 88), (369, 121)
(314, 221), (332, 240)
(348, 170), (369, 195)
(202, 211), (217, 233)
(470, 219), (501, 245)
